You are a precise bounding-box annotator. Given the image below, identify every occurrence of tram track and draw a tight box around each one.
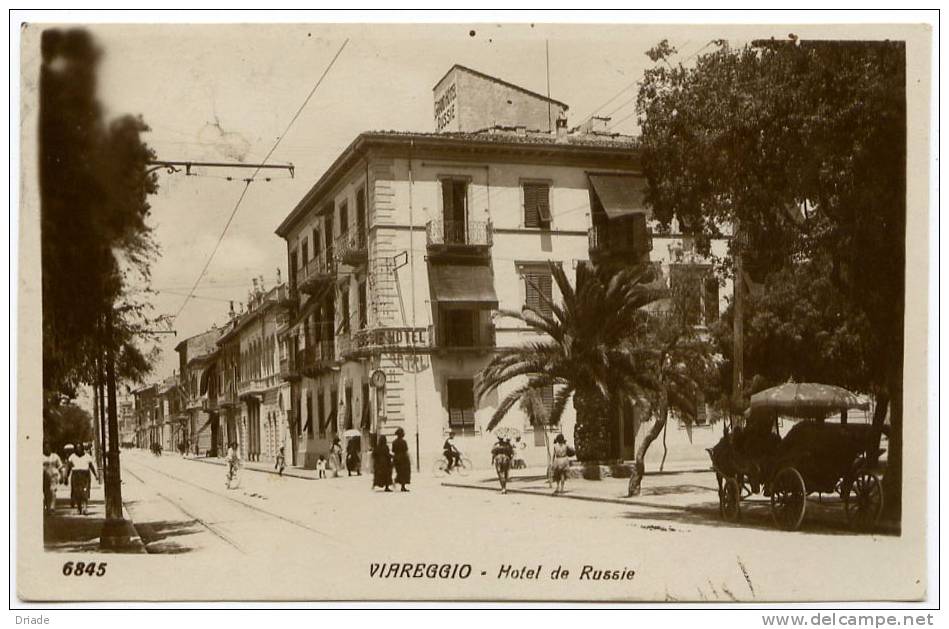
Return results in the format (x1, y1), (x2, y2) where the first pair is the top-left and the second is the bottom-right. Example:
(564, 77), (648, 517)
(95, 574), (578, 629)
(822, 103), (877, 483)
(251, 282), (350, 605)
(123, 457), (348, 552)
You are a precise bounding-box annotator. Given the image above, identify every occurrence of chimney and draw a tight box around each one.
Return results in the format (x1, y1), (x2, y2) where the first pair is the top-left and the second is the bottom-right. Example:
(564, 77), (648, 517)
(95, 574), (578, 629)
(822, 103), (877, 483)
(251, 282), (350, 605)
(276, 268), (282, 284)
(252, 277), (259, 294)
(556, 113), (568, 137)
(229, 300), (236, 318)
(259, 275), (266, 292)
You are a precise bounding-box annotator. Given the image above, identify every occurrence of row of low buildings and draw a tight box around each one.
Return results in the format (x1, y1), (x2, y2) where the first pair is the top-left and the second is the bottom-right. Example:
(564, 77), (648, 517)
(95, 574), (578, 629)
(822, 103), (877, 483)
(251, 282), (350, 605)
(132, 64), (731, 471)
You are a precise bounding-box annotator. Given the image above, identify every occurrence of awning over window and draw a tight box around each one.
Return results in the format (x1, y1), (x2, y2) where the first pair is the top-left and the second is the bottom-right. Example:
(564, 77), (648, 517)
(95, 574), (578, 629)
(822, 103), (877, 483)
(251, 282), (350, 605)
(589, 174), (649, 220)
(428, 263), (499, 309)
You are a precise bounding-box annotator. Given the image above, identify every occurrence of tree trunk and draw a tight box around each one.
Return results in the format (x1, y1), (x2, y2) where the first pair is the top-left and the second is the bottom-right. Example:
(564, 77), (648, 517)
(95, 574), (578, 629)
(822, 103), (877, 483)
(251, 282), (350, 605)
(573, 390), (611, 462)
(543, 424), (552, 487)
(628, 392), (667, 497)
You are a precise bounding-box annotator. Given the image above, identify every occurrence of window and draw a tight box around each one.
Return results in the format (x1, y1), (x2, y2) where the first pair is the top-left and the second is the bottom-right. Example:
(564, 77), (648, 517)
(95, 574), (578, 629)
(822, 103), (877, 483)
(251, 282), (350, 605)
(357, 280), (368, 329)
(441, 178), (468, 242)
(289, 249), (298, 287)
(312, 227), (321, 262)
(356, 187), (367, 233)
(317, 392), (326, 438)
(441, 309), (475, 347)
(301, 238), (308, 268)
(340, 285), (351, 334)
(330, 390), (339, 434)
(670, 265), (712, 326)
(324, 209), (335, 260)
(523, 267), (553, 318)
(523, 183), (551, 229)
(339, 201), (349, 237)
(447, 379), (476, 433)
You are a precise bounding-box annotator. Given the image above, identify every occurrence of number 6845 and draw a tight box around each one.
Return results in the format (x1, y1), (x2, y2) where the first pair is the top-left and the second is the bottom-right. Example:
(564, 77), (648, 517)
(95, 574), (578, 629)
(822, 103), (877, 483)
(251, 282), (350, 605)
(62, 561), (107, 577)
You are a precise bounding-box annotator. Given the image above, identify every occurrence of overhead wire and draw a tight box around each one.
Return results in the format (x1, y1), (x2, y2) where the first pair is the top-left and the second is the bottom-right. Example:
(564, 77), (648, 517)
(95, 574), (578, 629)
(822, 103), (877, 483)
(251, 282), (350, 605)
(172, 38), (349, 321)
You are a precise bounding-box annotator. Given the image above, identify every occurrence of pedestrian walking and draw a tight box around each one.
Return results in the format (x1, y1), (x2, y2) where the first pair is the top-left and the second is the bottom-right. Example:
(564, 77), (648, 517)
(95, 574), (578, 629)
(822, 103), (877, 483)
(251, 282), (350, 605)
(43, 446), (62, 515)
(392, 427), (411, 492)
(550, 434), (574, 495)
(67, 443), (98, 515)
(316, 455), (327, 479)
(346, 436), (362, 476)
(275, 446), (286, 476)
(512, 435), (527, 469)
(491, 436), (514, 494)
(330, 437), (343, 478)
(372, 435), (393, 492)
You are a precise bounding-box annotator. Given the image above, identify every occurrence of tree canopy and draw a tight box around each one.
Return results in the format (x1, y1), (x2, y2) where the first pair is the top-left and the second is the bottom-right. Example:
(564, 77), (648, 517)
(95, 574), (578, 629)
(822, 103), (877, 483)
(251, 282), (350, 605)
(40, 28), (159, 400)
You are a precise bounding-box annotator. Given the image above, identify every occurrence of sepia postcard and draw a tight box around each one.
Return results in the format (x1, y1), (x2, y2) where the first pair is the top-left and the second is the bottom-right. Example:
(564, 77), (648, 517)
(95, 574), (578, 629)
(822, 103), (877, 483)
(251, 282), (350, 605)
(15, 17), (934, 604)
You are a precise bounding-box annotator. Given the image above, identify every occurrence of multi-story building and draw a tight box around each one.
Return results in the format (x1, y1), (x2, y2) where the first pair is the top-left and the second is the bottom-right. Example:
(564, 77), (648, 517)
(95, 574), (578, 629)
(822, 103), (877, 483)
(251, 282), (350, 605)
(132, 383), (159, 449)
(175, 327), (223, 456)
(118, 392), (136, 449)
(273, 65), (731, 470)
(214, 278), (293, 463)
(158, 374), (186, 452)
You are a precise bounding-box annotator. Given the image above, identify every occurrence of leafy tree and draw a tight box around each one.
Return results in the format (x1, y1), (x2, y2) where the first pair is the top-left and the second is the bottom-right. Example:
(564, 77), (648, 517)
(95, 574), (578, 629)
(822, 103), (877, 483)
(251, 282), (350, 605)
(638, 38), (906, 515)
(627, 266), (716, 496)
(711, 257), (876, 397)
(43, 402), (94, 455)
(40, 28), (159, 402)
(477, 263), (663, 461)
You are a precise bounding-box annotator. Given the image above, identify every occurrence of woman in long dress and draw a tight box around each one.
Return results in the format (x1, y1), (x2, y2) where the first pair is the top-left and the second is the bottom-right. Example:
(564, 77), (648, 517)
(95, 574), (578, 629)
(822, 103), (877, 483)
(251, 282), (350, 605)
(68, 443), (98, 515)
(391, 428), (411, 492)
(550, 433), (573, 495)
(372, 435), (393, 492)
(330, 438), (343, 478)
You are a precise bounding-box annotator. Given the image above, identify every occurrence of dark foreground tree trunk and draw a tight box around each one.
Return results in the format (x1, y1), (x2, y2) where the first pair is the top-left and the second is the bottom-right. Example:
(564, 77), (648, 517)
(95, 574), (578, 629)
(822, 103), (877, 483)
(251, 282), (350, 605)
(573, 390), (611, 461)
(628, 393), (667, 497)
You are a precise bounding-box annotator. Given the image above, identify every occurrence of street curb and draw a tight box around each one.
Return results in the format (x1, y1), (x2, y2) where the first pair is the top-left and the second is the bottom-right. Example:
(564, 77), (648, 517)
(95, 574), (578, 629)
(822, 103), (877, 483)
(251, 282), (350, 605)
(441, 480), (696, 512)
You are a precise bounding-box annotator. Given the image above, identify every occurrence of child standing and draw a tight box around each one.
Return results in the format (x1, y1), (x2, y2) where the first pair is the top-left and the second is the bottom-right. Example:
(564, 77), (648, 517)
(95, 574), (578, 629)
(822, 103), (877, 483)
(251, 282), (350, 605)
(275, 446), (286, 476)
(316, 455), (327, 479)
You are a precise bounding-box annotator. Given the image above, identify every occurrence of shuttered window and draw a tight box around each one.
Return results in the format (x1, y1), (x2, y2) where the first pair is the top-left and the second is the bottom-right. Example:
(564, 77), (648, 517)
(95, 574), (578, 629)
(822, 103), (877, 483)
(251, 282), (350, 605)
(317, 392), (326, 438)
(305, 392), (314, 438)
(524, 269), (553, 318)
(447, 379), (476, 432)
(523, 183), (551, 229)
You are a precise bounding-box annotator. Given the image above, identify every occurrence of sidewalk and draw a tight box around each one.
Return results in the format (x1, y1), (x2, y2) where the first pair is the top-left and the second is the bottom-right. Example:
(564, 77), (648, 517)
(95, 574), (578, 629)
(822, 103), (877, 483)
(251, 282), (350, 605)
(43, 482), (146, 554)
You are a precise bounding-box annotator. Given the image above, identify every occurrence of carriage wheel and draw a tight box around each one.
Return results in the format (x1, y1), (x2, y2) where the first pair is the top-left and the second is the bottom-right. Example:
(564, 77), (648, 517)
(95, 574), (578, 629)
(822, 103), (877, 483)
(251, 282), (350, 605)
(719, 476), (741, 522)
(844, 471), (884, 532)
(770, 467), (807, 531)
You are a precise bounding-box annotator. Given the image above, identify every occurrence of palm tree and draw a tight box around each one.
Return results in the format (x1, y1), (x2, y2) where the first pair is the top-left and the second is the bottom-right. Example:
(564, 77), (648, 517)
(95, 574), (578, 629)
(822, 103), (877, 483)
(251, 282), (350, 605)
(477, 262), (664, 462)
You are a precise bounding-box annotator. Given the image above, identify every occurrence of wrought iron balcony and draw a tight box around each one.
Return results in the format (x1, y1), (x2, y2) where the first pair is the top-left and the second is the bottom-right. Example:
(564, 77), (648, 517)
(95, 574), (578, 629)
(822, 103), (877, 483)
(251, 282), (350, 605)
(300, 341), (336, 377)
(336, 230), (368, 266)
(426, 219), (492, 251)
(297, 255), (336, 294)
(220, 387), (240, 407)
(279, 355), (301, 381)
(427, 323), (496, 353)
(588, 222), (653, 261)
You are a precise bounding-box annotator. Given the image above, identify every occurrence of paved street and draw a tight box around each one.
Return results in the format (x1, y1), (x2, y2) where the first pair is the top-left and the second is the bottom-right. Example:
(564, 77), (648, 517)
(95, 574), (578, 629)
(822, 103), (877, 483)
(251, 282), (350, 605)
(52, 449), (907, 602)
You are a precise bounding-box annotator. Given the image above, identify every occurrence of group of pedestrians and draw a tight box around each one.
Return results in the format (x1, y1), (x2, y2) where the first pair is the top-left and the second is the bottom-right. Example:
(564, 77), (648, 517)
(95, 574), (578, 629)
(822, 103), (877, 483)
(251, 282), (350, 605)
(43, 442), (99, 516)
(491, 432), (574, 495)
(371, 428), (411, 492)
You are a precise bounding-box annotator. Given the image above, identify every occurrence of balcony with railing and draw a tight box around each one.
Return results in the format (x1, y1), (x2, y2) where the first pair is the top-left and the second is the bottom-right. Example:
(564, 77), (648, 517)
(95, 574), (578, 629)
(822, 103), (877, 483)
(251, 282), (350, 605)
(238, 373), (280, 399)
(336, 230), (368, 267)
(426, 219), (492, 258)
(220, 386), (240, 408)
(588, 219), (653, 263)
(300, 341), (336, 377)
(279, 354), (301, 381)
(427, 321), (496, 354)
(297, 255), (336, 294)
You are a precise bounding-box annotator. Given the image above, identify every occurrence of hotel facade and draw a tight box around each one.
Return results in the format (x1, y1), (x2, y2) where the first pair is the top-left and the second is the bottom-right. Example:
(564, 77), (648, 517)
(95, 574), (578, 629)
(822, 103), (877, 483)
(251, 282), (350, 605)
(273, 65), (731, 472)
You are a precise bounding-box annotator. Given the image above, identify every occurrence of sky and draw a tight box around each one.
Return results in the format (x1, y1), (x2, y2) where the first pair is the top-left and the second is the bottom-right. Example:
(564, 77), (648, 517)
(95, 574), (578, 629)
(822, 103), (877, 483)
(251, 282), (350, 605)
(81, 22), (785, 381)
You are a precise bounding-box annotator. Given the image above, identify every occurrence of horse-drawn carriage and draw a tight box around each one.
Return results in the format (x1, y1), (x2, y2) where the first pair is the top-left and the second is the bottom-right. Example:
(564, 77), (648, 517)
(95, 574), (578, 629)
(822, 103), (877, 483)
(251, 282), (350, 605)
(707, 383), (886, 532)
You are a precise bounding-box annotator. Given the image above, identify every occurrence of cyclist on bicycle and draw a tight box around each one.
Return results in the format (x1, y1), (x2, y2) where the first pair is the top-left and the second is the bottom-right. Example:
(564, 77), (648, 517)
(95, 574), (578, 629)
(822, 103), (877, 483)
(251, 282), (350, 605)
(443, 432), (461, 473)
(225, 442), (240, 488)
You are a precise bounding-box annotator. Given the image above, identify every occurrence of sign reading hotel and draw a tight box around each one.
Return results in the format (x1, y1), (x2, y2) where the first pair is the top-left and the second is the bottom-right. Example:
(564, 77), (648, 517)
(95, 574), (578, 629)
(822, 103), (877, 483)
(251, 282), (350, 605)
(353, 327), (430, 353)
(434, 81), (457, 132)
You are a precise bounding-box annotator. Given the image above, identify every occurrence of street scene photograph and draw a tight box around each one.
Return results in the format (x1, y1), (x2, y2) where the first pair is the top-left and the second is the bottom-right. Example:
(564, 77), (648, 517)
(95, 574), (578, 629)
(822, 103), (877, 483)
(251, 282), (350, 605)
(15, 16), (934, 605)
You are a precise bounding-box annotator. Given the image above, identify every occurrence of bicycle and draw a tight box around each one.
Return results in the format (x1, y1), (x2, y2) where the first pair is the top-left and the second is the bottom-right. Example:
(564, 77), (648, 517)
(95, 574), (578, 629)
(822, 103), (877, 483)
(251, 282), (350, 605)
(432, 454), (472, 478)
(225, 459), (242, 489)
